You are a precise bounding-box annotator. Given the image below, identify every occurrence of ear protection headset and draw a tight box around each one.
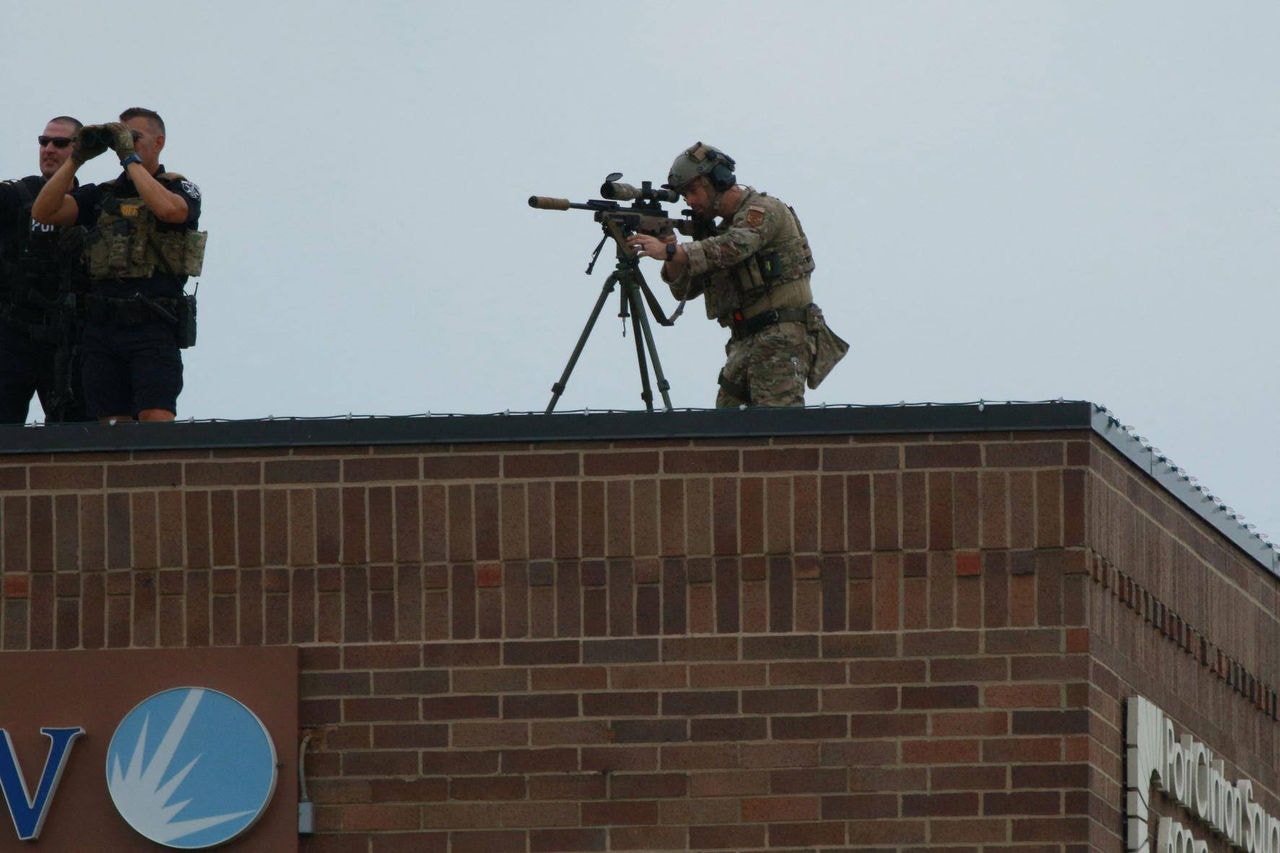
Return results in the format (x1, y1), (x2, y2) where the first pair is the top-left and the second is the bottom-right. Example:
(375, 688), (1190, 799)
(691, 142), (737, 191)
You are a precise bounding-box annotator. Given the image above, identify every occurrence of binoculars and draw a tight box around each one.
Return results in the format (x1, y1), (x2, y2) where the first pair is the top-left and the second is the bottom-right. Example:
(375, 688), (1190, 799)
(77, 125), (115, 148)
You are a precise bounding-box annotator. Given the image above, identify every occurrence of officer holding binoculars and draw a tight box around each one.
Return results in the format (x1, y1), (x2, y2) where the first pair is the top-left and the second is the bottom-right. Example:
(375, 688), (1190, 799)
(34, 107), (205, 423)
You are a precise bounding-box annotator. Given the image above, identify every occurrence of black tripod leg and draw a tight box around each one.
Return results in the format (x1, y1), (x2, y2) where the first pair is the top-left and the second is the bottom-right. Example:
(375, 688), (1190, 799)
(626, 280), (674, 412)
(546, 272), (620, 413)
(626, 287), (655, 412)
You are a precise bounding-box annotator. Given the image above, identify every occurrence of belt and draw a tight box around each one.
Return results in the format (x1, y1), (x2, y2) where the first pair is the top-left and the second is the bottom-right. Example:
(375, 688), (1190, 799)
(728, 306), (808, 341)
(84, 293), (181, 325)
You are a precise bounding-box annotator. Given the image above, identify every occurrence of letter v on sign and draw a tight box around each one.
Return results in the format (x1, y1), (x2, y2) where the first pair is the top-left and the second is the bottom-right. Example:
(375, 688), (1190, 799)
(0, 728), (84, 840)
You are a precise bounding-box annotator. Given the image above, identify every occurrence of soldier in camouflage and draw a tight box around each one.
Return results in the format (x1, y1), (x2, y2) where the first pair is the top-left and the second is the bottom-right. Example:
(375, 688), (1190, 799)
(629, 142), (845, 407)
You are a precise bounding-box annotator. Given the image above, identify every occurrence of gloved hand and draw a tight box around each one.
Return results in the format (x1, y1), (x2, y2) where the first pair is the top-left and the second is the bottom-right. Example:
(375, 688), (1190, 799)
(103, 122), (135, 159)
(71, 125), (110, 166)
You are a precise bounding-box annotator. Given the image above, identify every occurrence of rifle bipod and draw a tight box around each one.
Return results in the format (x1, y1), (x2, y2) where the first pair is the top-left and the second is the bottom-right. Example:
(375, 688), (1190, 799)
(545, 223), (677, 414)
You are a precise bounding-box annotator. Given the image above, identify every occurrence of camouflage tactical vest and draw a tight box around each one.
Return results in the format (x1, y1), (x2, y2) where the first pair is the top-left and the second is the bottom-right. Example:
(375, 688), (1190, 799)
(734, 197), (814, 310)
(701, 192), (815, 321)
(86, 173), (207, 280)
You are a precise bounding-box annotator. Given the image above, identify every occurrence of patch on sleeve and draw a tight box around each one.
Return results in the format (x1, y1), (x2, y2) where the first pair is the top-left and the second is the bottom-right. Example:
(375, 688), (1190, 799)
(745, 206), (766, 228)
(181, 180), (201, 200)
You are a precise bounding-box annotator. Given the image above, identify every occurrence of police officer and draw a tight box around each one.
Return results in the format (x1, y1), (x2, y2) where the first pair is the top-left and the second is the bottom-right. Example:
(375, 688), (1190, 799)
(33, 108), (204, 423)
(629, 142), (846, 407)
(0, 116), (91, 423)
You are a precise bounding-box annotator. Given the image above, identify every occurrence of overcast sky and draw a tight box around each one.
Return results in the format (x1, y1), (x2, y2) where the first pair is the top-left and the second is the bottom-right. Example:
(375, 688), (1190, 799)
(4, 1), (1278, 543)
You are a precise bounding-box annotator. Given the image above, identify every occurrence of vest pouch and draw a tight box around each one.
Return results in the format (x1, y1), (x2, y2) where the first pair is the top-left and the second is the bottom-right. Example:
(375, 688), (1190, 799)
(87, 225), (132, 278)
(128, 217), (151, 268)
(735, 258), (770, 307)
(703, 269), (740, 322)
(805, 304), (848, 390)
(182, 231), (208, 277)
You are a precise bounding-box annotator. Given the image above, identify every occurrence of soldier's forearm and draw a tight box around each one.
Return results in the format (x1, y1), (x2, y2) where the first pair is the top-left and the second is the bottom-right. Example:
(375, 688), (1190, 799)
(662, 243), (689, 280)
(128, 168), (189, 224)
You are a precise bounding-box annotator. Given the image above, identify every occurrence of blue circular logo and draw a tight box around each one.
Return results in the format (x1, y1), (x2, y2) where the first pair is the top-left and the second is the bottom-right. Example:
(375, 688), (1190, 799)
(105, 688), (277, 849)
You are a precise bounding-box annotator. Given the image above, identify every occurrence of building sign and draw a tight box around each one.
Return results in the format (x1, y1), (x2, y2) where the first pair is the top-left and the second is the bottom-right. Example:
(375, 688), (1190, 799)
(0, 649), (296, 850)
(106, 688), (278, 848)
(1128, 695), (1280, 852)
(0, 727), (82, 840)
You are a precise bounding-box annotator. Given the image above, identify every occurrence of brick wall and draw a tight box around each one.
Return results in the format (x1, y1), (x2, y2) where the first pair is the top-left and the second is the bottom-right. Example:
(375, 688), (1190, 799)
(1082, 441), (1280, 853)
(0, 426), (1276, 851)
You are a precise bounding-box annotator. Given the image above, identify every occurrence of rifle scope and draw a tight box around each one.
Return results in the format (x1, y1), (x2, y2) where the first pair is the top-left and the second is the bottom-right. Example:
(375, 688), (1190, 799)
(600, 178), (679, 204)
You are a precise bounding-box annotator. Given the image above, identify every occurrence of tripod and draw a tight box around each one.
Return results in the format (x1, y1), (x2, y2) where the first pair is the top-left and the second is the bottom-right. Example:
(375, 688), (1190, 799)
(546, 221), (677, 413)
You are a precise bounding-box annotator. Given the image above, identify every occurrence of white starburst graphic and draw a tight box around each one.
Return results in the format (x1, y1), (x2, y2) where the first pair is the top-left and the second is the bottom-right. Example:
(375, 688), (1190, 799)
(107, 689), (253, 844)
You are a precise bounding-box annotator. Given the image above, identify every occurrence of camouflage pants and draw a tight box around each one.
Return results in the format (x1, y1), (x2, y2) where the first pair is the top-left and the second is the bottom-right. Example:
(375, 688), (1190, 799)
(716, 321), (811, 408)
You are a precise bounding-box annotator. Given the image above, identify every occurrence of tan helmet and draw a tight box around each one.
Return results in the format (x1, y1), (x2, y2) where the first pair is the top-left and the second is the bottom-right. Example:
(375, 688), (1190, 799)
(665, 141), (736, 192)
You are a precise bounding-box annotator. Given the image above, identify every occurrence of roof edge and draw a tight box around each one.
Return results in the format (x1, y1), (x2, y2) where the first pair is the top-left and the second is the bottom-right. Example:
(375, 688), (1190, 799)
(1090, 406), (1278, 574)
(0, 400), (1095, 454)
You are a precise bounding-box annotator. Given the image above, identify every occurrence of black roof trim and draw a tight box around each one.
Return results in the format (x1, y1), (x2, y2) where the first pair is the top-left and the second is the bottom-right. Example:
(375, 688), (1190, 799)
(1089, 407), (1278, 574)
(0, 401), (1094, 453)
(1, 400), (1272, 574)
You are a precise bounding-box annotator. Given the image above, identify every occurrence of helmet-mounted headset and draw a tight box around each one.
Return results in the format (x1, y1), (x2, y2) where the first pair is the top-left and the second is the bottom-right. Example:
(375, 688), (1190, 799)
(665, 142), (736, 192)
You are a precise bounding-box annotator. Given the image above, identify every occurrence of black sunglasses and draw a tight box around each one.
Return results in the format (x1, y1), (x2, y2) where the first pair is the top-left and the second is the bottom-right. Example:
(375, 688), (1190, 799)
(38, 136), (73, 149)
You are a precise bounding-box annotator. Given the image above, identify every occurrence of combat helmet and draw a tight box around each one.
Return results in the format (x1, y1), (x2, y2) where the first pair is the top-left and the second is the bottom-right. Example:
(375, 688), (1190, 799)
(665, 142), (736, 192)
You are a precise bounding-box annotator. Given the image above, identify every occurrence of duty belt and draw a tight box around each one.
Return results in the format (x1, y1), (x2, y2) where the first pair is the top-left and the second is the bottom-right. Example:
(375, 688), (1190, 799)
(84, 293), (182, 325)
(728, 306), (808, 341)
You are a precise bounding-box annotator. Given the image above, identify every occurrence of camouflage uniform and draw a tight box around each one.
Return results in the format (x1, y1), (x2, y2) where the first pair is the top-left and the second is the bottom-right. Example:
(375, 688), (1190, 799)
(663, 188), (821, 407)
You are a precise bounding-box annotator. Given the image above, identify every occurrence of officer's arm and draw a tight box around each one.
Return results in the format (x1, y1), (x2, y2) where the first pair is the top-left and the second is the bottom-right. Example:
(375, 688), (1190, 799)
(31, 160), (80, 226)
(125, 163), (189, 224)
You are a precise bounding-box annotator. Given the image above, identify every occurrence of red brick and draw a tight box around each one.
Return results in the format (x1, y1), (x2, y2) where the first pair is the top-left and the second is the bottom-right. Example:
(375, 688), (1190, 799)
(742, 795), (820, 822)
(503, 453), (577, 479)
(584, 451), (659, 476)
(581, 801), (657, 826)
(690, 824), (767, 850)
(768, 821), (846, 847)
(822, 792), (899, 820)
(185, 461), (260, 486)
(345, 457), (420, 482)
(906, 443), (983, 468)
(530, 829), (606, 852)
(30, 465), (103, 490)
(264, 459), (341, 483)
(106, 462), (181, 488)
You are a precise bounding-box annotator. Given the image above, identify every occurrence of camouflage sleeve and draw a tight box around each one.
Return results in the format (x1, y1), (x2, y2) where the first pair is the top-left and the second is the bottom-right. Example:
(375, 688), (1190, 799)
(682, 197), (784, 278)
(661, 263), (704, 300)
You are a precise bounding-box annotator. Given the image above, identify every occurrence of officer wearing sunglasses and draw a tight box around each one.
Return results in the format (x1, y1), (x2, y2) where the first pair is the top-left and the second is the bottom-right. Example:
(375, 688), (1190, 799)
(0, 116), (91, 424)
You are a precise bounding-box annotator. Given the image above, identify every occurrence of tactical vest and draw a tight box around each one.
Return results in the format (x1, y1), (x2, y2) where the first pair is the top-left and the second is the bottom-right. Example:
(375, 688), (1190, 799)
(0, 177), (85, 331)
(86, 173), (207, 280)
(0, 179), (39, 285)
(702, 192), (815, 322)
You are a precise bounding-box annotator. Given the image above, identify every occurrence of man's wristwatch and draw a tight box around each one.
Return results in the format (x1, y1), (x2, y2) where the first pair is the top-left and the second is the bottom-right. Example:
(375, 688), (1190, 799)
(665, 242), (677, 262)
(120, 153), (142, 168)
